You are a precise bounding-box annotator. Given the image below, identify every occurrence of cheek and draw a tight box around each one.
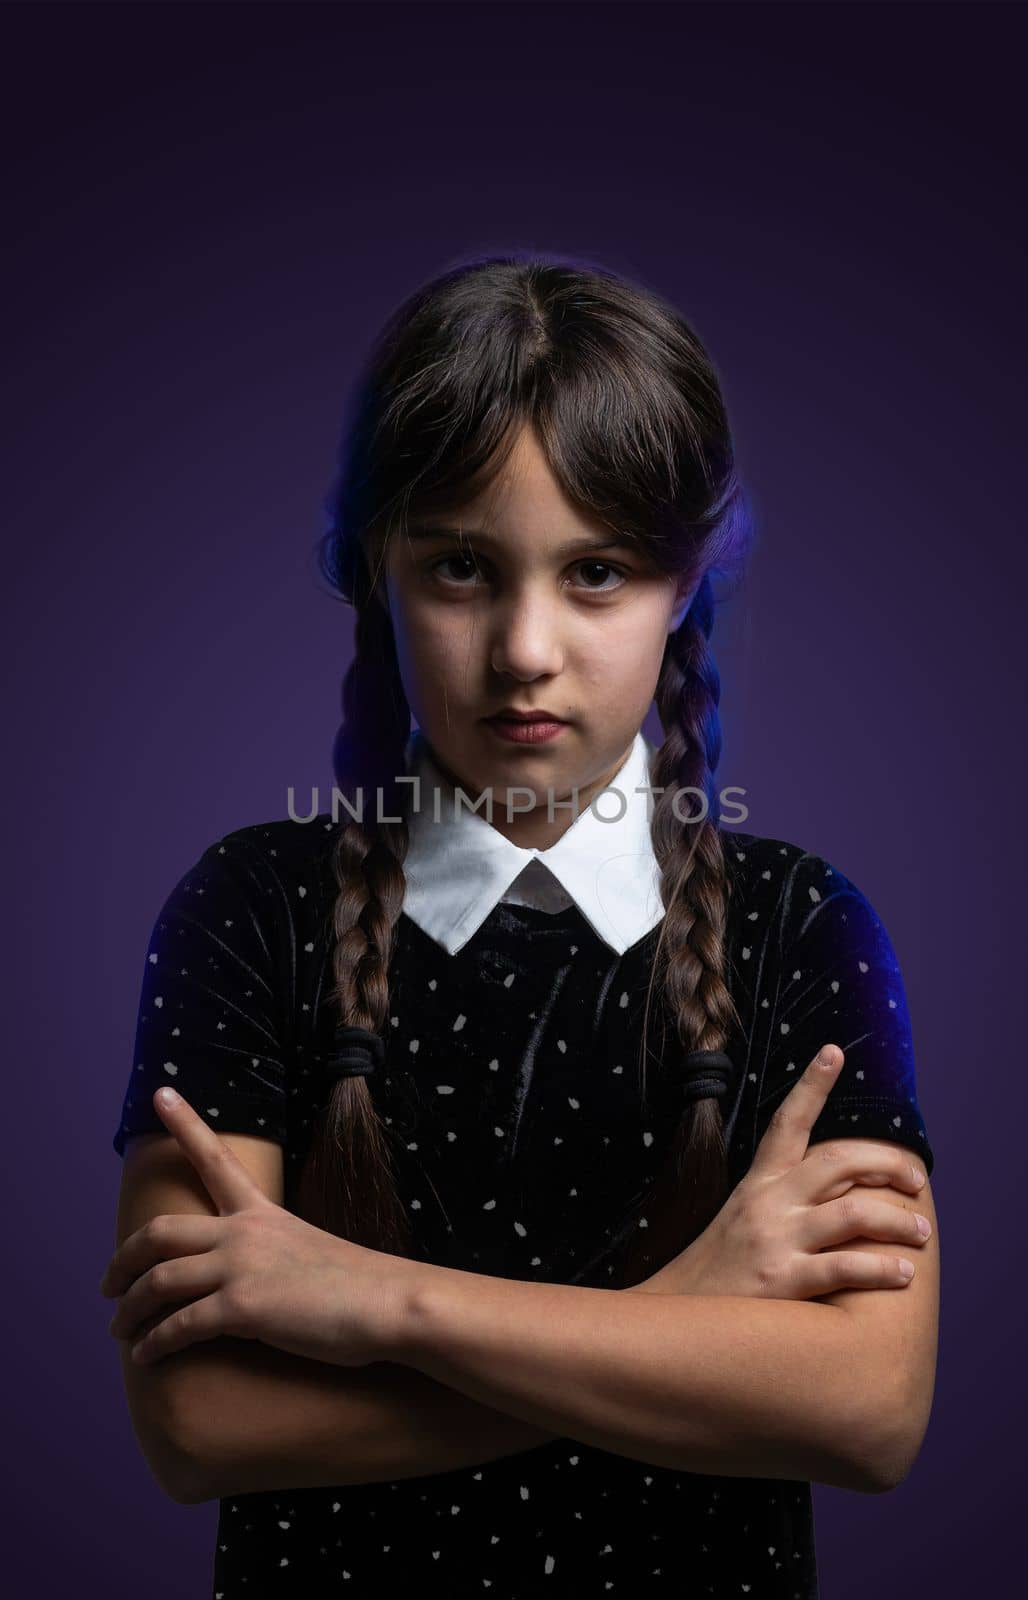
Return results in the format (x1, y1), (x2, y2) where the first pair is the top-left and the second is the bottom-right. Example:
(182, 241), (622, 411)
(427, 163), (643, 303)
(579, 601), (670, 684)
(391, 602), (479, 714)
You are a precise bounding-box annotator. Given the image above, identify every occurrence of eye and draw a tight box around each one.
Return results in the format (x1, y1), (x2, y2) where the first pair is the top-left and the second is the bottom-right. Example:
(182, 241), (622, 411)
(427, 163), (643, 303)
(428, 553), (483, 586)
(424, 552), (630, 594)
(570, 561), (628, 594)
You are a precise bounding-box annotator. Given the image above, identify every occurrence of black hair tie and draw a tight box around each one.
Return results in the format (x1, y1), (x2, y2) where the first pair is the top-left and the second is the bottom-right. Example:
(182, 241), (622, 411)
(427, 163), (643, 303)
(319, 1025), (386, 1093)
(675, 1048), (735, 1107)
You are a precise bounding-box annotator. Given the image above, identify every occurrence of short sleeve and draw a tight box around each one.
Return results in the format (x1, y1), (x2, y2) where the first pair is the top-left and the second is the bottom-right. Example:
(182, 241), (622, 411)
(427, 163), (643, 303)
(753, 852), (935, 1178)
(112, 835), (290, 1157)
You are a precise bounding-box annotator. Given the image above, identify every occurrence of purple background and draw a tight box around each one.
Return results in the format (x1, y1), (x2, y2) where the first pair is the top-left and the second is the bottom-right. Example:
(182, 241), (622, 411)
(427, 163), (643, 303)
(6, 2), (1024, 1593)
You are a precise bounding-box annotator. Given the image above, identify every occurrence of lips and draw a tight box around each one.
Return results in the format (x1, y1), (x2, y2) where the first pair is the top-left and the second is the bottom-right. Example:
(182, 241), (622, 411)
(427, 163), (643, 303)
(486, 710), (567, 724)
(483, 712), (570, 745)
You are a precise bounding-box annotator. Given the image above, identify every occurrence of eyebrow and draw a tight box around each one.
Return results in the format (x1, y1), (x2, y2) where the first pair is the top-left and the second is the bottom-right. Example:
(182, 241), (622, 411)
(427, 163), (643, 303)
(404, 525), (639, 560)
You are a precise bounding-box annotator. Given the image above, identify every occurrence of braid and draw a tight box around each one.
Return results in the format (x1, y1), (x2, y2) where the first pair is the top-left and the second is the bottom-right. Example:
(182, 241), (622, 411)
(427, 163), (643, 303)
(614, 574), (743, 1288)
(292, 596), (416, 1257)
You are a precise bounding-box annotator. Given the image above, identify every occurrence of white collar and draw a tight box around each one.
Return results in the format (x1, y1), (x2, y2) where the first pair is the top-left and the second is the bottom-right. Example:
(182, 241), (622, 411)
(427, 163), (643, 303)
(400, 729), (666, 956)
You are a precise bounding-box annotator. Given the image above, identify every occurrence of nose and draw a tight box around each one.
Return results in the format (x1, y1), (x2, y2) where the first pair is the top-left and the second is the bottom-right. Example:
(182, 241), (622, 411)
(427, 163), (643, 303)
(489, 589), (565, 680)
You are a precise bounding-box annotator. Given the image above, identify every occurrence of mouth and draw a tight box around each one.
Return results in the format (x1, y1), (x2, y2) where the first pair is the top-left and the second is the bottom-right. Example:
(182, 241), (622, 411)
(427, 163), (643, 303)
(483, 708), (570, 725)
(482, 709), (571, 745)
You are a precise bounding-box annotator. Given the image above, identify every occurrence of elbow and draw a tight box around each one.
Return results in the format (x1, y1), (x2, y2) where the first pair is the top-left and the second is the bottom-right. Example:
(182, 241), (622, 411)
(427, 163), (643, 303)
(828, 1436), (909, 1496)
(159, 1457), (212, 1507)
(852, 1446), (920, 1496)
(120, 1358), (219, 1506)
(842, 1383), (931, 1495)
(160, 1396), (223, 1505)
(132, 1420), (214, 1506)
(158, 1420), (222, 1506)
(844, 1454), (907, 1497)
(169, 1464), (220, 1507)
(861, 1423), (929, 1496)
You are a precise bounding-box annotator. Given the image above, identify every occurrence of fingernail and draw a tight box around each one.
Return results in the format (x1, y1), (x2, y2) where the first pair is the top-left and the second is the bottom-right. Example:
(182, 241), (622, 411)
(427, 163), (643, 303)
(898, 1259), (915, 1279)
(915, 1214), (932, 1238)
(157, 1087), (179, 1106)
(912, 1167), (926, 1187)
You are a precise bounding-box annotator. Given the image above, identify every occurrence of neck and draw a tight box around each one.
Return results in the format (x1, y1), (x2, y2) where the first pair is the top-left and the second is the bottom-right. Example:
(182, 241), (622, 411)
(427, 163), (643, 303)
(416, 736), (639, 852)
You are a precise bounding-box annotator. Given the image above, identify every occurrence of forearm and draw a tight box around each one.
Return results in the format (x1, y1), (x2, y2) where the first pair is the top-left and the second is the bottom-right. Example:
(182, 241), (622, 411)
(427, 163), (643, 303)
(174, 1339), (559, 1502)
(397, 1268), (897, 1493)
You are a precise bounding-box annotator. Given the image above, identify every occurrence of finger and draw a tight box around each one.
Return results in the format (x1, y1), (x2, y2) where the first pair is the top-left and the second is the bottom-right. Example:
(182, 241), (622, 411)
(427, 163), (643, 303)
(801, 1193), (932, 1255)
(788, 1142), (928, 1205)
(803, 1249), (917, 1297)
(129, 1291), (233, 1366)
(748, 1045), (845, 1176)
(150, 1086), (262, 1214)
(108, 1253), (225, 1344)
(99, 1213), (221, 1299)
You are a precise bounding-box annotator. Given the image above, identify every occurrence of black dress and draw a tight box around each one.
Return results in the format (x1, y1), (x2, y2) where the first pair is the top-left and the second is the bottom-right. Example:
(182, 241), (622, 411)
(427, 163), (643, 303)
(111, 816), (935, 1599)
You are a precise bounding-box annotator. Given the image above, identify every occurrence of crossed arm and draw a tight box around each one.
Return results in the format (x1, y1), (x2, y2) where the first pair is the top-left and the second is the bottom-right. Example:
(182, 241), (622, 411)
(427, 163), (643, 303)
(115, 1131), (938, 1505)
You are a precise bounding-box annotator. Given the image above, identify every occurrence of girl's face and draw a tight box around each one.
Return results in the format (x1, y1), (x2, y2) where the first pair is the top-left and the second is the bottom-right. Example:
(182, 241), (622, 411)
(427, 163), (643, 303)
(378, 423), (696, 849)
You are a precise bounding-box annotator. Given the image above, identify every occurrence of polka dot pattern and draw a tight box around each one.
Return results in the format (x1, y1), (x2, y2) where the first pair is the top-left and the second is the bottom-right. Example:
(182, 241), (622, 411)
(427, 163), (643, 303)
(111, 819), (934, 1596)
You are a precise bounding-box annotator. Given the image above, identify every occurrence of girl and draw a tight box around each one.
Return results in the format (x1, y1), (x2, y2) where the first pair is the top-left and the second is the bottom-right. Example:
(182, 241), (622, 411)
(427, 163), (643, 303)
(104, 256), (938, 1598)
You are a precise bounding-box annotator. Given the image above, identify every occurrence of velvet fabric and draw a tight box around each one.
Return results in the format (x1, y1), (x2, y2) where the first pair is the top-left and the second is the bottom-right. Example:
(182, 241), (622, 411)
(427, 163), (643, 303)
(113, 816), (934, 1597)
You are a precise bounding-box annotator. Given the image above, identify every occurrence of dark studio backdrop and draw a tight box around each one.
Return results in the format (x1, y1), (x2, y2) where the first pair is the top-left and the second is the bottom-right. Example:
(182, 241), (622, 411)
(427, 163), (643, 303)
(5, 1), (1024, 1593)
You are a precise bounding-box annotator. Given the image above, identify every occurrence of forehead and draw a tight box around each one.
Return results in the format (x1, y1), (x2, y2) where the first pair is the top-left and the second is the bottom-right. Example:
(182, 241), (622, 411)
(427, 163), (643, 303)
(401, 436), (627, 557)
(430, 423), (597, 527)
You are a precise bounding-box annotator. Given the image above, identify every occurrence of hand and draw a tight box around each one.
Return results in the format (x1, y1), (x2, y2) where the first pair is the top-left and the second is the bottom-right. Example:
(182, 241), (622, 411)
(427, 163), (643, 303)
(627, 1045), (930, 1300)
(99, 1086), (418, 1369)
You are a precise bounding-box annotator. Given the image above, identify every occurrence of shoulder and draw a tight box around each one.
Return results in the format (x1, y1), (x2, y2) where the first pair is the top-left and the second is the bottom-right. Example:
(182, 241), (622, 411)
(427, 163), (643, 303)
(211, 813), (341, 868)
(721, 828), (880, 928)
(146, 815), (343, 948)
(720, 828), (904, 989)
(185, 814), (342, 894)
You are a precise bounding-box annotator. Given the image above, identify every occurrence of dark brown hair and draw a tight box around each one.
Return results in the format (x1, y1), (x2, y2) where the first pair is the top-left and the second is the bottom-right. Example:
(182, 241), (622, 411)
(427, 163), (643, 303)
(296, 254), (753, 1287)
